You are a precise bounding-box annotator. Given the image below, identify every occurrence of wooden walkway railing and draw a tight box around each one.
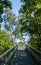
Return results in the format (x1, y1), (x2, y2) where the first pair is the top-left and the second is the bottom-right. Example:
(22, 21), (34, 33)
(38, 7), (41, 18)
(0, 44), (20, 65)
(26, 44), (41, 64)
(0, 43), (41, 65)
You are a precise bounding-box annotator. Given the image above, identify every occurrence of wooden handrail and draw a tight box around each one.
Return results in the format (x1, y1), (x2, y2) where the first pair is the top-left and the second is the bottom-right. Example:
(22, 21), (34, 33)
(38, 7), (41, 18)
(0, 46), (14, 58)
(29, 45), (41, 54)
(0, 43), (20, 58)
(26, 44), (41, 54)
(0, 44), (20, 65)
(26, 44), (41, 64)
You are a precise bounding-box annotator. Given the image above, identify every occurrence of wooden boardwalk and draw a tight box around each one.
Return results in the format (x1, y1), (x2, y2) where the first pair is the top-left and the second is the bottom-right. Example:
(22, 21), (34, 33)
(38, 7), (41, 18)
(11, 44), (36, 65)
(11, 50), (35, 65)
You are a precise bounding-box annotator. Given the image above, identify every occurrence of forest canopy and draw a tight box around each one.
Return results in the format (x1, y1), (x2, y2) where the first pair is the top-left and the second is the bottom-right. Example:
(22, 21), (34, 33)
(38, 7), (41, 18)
(19, 0), (41, 51)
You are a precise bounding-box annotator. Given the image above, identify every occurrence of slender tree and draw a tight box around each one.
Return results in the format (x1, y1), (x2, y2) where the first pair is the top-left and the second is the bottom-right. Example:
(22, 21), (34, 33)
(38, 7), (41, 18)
(3, 8), (17, 45)
(3, 8), (23, 44)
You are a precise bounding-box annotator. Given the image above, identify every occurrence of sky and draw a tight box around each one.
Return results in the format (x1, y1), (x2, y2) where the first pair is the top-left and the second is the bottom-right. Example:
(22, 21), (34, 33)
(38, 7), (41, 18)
(10, 0), (22, 16)
(0, 0), (29, 44)
(10, 0), (29, 43)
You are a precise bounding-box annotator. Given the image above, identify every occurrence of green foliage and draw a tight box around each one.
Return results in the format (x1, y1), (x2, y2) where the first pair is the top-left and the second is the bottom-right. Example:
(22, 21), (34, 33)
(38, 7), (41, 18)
(0, 0), (12, 22)
(19, 0), (41, 51)
(0, 30), (13, 55)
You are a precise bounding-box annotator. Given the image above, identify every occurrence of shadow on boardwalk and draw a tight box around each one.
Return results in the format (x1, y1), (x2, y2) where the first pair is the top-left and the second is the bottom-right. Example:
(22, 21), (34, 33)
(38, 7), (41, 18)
(11, 50), (35, 65)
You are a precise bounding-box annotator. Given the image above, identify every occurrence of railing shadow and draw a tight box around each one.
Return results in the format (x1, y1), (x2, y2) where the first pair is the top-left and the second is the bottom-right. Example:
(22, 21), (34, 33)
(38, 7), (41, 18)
(11, 50), (35, 65)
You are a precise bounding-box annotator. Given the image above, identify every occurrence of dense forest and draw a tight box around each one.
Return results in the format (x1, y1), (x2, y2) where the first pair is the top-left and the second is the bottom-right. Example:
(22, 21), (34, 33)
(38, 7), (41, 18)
(19, 0), (41, 51)
(0, 0), (41, 55)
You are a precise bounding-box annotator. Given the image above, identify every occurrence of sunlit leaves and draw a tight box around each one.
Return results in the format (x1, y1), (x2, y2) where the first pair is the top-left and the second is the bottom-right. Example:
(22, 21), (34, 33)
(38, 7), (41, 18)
(0, 30), (13, 55)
